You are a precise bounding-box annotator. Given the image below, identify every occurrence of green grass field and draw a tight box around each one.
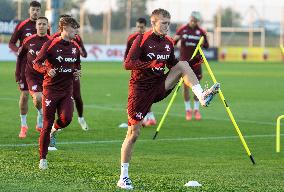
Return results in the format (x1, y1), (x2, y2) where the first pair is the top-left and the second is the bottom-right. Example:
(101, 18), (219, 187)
(0, 61), (284, 191)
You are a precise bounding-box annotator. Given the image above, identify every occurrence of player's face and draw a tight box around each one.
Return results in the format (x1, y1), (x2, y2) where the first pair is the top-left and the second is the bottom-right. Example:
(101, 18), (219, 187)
(36, 19), (48, 36)
(29, 6), (41, 21)
(136, 22), (146, 34)
(152, 15), (170, 36)
(189, 16), (198, 28)
(64, 25), (78, 40)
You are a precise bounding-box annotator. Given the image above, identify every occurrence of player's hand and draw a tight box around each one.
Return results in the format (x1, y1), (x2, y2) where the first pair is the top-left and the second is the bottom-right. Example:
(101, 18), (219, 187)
(73, 69), (81, 77)
(47, 69), (56, 77)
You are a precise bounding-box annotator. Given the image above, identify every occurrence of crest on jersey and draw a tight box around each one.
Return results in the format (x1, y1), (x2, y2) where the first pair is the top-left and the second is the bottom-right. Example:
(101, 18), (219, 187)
(165, 44), (170, 51)
(72, 48), (77, 54)
(135, 112), (144, 120)
(196, 30), (200, 35)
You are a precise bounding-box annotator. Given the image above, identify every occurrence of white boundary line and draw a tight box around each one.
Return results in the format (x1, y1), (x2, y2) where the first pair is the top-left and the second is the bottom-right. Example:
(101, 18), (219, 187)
(0, 97), (276, 125)
(0, 134), (282, 148)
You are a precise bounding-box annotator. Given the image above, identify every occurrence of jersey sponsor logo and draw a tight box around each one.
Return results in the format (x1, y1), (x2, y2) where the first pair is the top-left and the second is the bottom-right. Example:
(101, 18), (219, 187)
(147, 53), (155, 59)
(31, 85), (38, 91)
(25, 33), (32, 37)
(185, 42), (196, 47)
(135, 112), (144, 120)
(56, 55), (77, 63)
(45, 99), (51, 107)
(165, 44), (170, 51)
(182, 34), (200, 40)
(157, 54), (170, 60)
(72, 48), (77, 54)
(55, 65), (72, 73)
(56, 56), (64, 62)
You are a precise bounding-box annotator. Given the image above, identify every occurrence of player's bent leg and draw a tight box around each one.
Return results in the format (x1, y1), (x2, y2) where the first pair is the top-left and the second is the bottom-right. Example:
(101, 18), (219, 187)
(18, 91), (29, 138)
(118, 120), (143, 190)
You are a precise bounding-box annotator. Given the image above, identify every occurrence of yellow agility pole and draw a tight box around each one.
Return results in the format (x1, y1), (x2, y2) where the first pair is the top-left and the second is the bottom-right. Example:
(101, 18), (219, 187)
(276, 115), (284, 153)
(153, 37), (205, 139)
(280, 45), (284, 54)
(198, 46), (256, 165)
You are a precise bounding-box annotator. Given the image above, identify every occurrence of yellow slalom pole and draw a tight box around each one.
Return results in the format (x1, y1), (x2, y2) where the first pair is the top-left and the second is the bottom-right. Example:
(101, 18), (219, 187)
(280, 45), (284, 54)
(153, 37), (205, 139)
(276, 115), (284, 153)
(198, 46), (255, 165)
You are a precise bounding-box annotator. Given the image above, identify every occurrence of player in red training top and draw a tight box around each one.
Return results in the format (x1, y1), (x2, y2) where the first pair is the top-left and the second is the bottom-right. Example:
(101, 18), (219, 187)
(174, 11), (209, 121)
(51, 14), (89, 131)
(124, 17), (157, 127)
(17, 17), (51, 135)
(117, 8), (220, 190)
(33, 17), (81, 170)
(9, 1), (42, 138)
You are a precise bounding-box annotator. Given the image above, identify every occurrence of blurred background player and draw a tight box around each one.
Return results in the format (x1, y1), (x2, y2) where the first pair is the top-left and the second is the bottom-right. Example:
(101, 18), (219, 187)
(174, 11), (209, 121)
(17, 17), (51, 134)
(51, 14), (89, 131)
(9, 1), (42, 138)
(33, 17), (81, 169)
(124, 17), (156, 127)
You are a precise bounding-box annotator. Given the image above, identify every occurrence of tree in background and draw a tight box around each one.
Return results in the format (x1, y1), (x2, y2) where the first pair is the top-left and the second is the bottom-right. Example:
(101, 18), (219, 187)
(0, 0), (16, 20)
(214, 7), (242, 27)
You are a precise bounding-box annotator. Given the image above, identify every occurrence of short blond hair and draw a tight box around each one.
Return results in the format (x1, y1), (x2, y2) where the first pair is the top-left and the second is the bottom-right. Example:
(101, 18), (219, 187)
(150, 8), (171, 22)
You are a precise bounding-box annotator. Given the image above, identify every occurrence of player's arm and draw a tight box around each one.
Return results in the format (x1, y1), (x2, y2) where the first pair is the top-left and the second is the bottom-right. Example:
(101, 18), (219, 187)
(15, 43), (28, 82)
(124, 35), (157, 70)
(124, 40), (132, 61)
(33, 41), (51, 74)
(201, 30), (209, 49)
(173, 35), (181, 45)
(73, 48), (82, 77)
(9, 23), (21, 52)
(76, 35), (87, 58)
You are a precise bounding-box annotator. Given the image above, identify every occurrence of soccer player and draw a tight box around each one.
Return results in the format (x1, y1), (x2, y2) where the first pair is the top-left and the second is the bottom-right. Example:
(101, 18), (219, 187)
(17, 17), (50, 133)
(125, 17), (157, 127)
(117, 8), (219, 189)
(33, 17), (81, 170)
(174, 11), (209, 121)
(9, 1), (42, 138)
(52, 15), (89, 131)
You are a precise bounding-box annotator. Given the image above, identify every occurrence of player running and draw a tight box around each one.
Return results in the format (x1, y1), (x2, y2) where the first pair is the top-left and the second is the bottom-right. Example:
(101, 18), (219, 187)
(51, 14), (89, 131)
(174, 11), (209, 120)
(9, 1), (42, 138)
(33, 17), (81, 170)
(17, 17), (51, 133)
(117, 8), (220, 189)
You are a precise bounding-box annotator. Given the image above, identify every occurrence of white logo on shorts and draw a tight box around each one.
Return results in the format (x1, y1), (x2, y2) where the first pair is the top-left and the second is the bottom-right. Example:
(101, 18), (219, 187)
(31, 85), (37, 91)
(72, 48), (77, 54)
(19, 83), (24, 89)
(45, 99), (51, 107)
(135, 112), (144, 120)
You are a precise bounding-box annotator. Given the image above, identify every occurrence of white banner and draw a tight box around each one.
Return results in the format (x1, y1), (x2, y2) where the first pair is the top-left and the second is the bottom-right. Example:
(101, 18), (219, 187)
(0, 44), (126, 62)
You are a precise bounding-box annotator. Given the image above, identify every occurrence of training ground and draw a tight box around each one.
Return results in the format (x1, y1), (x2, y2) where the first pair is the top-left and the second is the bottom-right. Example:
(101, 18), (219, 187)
(0, 61), (284, 191)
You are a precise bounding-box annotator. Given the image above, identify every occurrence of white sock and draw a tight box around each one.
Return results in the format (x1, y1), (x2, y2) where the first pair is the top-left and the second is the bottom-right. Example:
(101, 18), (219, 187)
(148, 112), (155, 120)
(184, 101), (191, 111)
(78, 117), (84, 121)
(37, 109), (43, 127)
(120, 163), (129, 179)
(194, 101), (200, 110)
(20, 114), (27, 126)
(191, 84), (203, 101)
